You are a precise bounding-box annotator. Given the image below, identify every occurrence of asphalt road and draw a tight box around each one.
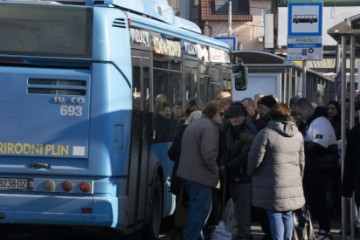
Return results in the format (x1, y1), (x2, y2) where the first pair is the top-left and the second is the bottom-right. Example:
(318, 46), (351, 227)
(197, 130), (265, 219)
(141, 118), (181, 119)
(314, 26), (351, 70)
(3, 217), (175, 240)
(3, 217), (345, 240)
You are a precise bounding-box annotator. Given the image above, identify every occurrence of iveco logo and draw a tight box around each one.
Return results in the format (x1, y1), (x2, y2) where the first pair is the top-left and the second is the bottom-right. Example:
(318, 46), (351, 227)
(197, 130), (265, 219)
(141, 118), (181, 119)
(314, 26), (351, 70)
(53, 97), (85, 104)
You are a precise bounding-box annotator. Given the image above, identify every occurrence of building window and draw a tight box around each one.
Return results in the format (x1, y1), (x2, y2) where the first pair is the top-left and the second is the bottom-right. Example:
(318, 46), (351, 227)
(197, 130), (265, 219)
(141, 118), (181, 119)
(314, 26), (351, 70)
(214, 0), (228, 12)
(168, 0), (180, 16)
(190, 0), (200, 22)
(214, 0), (249, 15)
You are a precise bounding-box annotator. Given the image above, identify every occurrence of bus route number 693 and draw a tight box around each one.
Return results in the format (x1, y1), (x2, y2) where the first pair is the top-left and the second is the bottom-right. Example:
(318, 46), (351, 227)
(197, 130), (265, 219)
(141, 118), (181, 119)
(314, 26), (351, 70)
(60, 105), (83, 117)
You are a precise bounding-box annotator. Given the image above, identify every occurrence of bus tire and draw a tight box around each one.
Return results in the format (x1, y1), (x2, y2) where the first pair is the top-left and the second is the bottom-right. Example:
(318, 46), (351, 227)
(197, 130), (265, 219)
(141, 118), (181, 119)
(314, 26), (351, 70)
(145, 173), (163, 239)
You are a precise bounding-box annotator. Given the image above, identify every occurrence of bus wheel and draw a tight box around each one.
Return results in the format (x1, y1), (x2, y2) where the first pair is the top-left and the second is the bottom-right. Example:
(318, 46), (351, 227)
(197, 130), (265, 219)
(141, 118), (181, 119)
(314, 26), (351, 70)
(146, 173), (163, 239)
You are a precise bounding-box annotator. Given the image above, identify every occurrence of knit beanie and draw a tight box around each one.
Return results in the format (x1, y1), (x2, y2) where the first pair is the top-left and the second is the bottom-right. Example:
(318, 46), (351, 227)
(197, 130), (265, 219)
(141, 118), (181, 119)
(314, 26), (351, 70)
(225, 103), (247, 118)
(258, 95), (277, 109)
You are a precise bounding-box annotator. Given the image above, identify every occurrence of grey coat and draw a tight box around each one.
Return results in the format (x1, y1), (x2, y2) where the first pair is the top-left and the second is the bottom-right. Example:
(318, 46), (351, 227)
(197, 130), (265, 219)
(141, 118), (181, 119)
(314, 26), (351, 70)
(177, 115), (219, 188)
(247, 119), (305, 211)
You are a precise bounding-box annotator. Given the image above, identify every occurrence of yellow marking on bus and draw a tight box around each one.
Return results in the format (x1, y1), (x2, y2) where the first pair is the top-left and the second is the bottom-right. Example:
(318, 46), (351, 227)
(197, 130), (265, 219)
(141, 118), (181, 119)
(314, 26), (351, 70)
(0, 142), (69, 156)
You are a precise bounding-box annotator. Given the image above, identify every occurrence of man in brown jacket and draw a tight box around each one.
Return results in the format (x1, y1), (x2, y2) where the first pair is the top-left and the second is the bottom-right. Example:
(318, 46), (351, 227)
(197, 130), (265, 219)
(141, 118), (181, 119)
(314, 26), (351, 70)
(177, 100), (224, 240)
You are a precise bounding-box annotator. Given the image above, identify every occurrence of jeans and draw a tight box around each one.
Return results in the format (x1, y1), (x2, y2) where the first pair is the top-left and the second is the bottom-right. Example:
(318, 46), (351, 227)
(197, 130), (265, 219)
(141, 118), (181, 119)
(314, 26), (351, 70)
(183, 180), (213, 240)
(267, 210), (293, 240)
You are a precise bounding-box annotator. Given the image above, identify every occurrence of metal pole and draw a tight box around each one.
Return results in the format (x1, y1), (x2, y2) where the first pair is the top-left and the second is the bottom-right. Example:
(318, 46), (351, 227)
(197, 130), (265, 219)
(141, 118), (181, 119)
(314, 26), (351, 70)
(302, 60), (307, 98)
(350, 35), (356, 128)
(335, 44), (342, 101)
(349, 34), (356, 240)
(341, 34), (347, 240)
(284, 68), (288, 103)
(228, 0), (232, 36)
(289, 67), (293, 101)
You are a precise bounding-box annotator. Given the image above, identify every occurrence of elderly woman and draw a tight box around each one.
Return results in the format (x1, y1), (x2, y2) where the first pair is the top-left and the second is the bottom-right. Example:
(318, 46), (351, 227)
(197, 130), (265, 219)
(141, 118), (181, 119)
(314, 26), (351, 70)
(247, 103), (305, 240)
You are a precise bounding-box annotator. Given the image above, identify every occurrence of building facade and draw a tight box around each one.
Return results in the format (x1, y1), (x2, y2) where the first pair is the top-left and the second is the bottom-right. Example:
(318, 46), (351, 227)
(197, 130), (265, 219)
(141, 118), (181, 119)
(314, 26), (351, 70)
(168, 0), (271, 51)
(168, 0), (360, 83)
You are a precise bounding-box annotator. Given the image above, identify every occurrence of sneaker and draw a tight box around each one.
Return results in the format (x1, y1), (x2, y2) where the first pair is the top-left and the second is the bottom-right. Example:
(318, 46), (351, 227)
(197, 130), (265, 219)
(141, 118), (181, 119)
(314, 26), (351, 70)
(316, 230), (333, 240)
(312, 220), (319, 228)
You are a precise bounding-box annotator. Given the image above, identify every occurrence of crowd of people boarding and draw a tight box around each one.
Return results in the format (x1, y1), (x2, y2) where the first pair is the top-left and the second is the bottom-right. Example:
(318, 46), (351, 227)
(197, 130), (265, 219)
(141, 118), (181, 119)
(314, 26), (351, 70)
(167, 91), (360, 240)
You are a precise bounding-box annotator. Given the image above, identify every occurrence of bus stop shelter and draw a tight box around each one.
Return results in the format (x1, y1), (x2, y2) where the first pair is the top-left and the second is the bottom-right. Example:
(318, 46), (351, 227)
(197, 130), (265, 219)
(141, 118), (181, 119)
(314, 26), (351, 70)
(231, 50), (333, 104)
(328, 14), (360, 240)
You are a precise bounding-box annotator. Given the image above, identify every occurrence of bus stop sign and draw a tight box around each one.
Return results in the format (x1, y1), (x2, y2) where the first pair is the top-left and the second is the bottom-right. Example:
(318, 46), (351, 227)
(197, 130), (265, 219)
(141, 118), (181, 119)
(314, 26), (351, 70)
(287, 2), (323, 60)
(288, 2), (322, 37)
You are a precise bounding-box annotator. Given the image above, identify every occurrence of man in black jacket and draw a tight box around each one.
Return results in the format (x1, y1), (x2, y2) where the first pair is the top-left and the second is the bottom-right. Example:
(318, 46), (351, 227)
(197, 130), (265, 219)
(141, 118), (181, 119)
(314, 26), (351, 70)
(219, 103), (257, 240)
(294, 98), (338, 240)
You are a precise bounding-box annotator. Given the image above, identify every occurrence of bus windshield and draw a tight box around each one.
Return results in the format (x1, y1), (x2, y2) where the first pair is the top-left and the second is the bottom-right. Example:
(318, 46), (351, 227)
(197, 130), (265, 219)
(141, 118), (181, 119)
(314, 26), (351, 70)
(0, 3), (92, 58)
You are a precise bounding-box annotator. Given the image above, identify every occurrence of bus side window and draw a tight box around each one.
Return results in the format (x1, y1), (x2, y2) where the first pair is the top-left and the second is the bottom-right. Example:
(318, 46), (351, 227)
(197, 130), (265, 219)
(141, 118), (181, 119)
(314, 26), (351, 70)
(152, 68), (182, 142)
(207, 65), (222, 101)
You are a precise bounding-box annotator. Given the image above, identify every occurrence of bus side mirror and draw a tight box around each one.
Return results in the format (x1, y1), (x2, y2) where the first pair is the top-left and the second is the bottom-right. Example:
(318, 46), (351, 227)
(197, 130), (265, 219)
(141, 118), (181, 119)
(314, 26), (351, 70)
(232, 64), (248, 91)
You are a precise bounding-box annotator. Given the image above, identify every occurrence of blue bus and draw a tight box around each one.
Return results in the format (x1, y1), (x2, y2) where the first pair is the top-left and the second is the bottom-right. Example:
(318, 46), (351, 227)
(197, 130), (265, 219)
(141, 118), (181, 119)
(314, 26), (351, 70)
(0, 0), (234, 238)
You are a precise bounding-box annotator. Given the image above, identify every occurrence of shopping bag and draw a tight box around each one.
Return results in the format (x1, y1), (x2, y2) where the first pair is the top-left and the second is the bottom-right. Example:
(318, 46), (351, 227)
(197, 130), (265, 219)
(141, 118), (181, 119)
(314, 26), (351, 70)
(223, 198), (237, 236)
(293, 207), (316, 240)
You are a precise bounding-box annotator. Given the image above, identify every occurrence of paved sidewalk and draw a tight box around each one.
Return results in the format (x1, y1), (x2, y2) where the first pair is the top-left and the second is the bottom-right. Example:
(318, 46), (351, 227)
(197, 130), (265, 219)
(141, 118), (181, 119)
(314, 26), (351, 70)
(251, 218), (346, 240)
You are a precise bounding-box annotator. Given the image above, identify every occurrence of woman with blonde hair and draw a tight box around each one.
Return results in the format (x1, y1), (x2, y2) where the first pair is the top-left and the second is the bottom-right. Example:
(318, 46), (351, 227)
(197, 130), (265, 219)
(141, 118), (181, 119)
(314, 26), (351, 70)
(184, 97), (203, 124)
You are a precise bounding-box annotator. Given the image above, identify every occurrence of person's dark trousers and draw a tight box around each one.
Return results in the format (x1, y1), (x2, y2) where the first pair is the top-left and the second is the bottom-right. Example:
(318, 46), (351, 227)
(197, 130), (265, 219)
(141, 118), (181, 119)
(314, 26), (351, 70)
(303, 169), (332, 232)
(329, 167), (341, 219)
(256, 207), (272, 239)
(203, 189), (221, 237)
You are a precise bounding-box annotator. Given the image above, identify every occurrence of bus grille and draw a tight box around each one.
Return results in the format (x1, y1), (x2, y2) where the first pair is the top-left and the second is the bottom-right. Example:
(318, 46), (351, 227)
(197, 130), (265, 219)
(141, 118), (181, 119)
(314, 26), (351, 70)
(112, 18), (126, 29)
(28, 78), (86, 96)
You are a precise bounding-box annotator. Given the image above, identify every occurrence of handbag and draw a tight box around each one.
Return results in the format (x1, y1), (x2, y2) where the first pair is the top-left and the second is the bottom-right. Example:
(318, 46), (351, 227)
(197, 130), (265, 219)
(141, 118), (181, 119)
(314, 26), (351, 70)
(293, 207), (316, 240)
(174, 185), (188, 228)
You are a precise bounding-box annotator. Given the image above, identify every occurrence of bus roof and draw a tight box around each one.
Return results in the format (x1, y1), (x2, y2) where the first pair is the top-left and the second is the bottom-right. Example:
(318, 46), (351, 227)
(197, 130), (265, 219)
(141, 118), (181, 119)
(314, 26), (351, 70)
(98, 0), (203, 34)
(0, 0), (231, 52)
(1, 0), (203, 34)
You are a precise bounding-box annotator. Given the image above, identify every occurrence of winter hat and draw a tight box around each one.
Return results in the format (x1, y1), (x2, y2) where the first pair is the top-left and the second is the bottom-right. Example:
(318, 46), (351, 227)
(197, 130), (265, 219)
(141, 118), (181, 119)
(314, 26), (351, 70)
(290, 96), (300, 107)
(258, 95), (277, 109)
(225, 103), (247, 118)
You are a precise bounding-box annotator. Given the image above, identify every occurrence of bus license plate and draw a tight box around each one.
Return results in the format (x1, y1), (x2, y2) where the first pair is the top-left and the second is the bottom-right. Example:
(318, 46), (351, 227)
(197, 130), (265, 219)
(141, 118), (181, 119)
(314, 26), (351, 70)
(0, 178), (29, 190)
